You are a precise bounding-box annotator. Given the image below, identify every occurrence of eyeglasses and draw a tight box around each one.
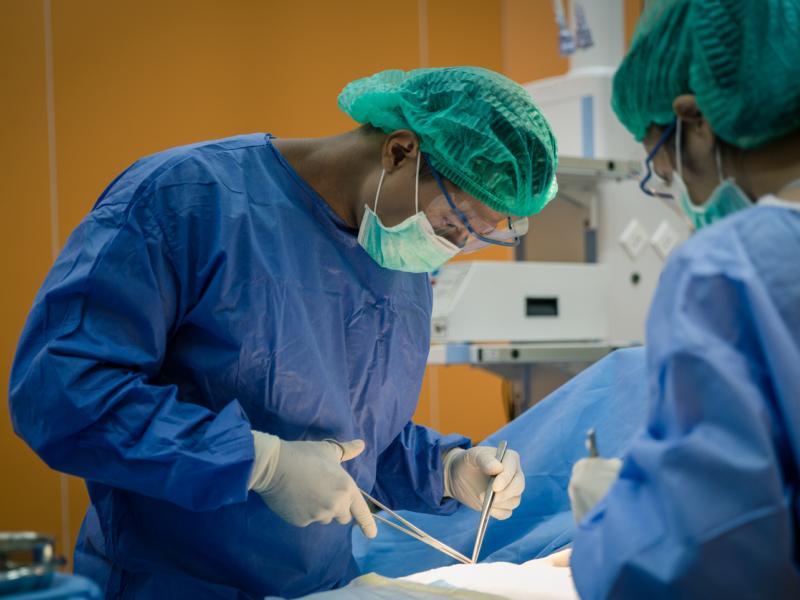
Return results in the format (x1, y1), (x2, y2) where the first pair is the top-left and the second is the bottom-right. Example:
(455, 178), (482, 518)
(640, 120), (677, 199)
(424, 154), (529, 254)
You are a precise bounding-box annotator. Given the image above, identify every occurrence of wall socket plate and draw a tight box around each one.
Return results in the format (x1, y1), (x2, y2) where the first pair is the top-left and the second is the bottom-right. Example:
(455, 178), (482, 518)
(650, 220), (680, 259)
(619, 219), (649, 259)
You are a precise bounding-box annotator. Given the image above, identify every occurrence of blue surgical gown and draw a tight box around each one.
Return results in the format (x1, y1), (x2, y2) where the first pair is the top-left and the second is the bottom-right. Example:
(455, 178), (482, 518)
(572, 202), (800, 598)
(9, 134), (469, 599)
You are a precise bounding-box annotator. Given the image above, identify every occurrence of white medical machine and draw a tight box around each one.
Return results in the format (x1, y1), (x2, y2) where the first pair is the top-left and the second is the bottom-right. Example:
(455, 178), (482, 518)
(432, 261), (609, 344)
(431, 152), (687, 348)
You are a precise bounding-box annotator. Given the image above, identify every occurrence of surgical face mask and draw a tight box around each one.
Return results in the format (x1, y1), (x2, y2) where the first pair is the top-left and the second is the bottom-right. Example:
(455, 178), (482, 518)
(675, 119), (752, 229)
(358, 153), (460, 273)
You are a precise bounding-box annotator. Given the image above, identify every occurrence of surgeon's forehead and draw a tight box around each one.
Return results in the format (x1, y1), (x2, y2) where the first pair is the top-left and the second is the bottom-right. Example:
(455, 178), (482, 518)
(456, 186), (510, 220)
(429, 177), (510, 221)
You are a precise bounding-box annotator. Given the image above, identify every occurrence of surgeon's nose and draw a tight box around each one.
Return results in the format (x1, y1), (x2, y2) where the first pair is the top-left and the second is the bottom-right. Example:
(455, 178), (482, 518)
(438, 227), (469, 248)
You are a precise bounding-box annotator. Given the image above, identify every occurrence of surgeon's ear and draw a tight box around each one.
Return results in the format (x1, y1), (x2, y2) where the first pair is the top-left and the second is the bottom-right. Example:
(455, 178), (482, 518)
(381, 130), (419, 173)
(673, 94), (715, 156)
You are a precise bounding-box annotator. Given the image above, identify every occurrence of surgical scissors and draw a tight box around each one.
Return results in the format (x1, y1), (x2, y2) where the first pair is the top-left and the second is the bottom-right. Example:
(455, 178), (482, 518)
(360, 439), (512, 565)
(360, 490), (471, 564)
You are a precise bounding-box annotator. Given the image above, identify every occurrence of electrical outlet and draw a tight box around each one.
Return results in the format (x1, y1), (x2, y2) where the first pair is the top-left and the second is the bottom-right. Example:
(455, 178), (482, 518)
(650, 221), (680, 259)
(619, 219), (649, 259)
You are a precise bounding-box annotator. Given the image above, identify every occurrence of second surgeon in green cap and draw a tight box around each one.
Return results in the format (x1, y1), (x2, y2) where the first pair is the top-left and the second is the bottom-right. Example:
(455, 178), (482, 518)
(566, 0), (800, 597)
(8, 66), (556, 598)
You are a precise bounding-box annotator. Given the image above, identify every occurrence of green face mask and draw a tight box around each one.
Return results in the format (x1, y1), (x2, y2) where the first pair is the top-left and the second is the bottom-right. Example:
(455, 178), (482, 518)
(675, 119), (752, 229)
(677, 178), (752, 230)
(357, 154), (460, 273)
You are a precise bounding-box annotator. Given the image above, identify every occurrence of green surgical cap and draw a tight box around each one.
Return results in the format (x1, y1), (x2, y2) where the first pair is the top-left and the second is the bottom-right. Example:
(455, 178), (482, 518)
(613, 0), (800, 149)
(338, 67), (558, 216)
(611, 0), (693, 142)
(689, 0), (800, 148)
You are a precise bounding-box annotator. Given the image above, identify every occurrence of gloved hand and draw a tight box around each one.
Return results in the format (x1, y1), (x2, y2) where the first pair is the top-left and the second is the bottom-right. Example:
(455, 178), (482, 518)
(522, 547), (572, 568)
(568, 457), (622, 522)
(443, 446), (525, 519)
(248, 431), (377, 538)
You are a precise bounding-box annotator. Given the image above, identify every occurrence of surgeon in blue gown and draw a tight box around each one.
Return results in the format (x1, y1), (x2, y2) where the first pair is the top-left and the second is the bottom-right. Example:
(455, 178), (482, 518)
(567, 0), (800, 597)
(8, 67), (556, 599)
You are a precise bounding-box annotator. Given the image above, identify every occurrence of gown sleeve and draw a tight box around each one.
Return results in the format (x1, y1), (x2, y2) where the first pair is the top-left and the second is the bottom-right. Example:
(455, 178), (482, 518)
(9, 181), (254, 512)
(372, 421), (471, 514)
(570, 239), (800, 598)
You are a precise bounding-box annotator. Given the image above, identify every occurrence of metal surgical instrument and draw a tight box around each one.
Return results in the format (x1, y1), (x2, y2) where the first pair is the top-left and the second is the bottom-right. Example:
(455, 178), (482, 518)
(470, 440), (508, 563)
(360, 490), (471, 565)
(586, 428), (599, 457)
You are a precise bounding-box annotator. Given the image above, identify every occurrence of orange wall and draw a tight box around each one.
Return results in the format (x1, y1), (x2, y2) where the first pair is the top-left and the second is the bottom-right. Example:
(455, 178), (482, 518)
(625, 0), (646, 46)
(504, 0), (570, 84)
(1, 0), (65, 555)
(1, 0), (643, 565)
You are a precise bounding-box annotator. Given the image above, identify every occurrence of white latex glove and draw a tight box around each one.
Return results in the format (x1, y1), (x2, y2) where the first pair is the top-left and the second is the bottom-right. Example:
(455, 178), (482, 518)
(522, 547), (573, 569)
(568, 457), (622, 522)
(543, 547), (572, 568)
(443, 446), (525, 519)
(248, 431), (377, 538)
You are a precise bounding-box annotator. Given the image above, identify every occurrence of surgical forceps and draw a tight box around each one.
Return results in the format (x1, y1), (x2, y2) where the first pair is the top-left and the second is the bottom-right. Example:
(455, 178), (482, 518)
(586, 428), (599, 457)
(360, 439), (510, 565)
(470, 440), (508, 563)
